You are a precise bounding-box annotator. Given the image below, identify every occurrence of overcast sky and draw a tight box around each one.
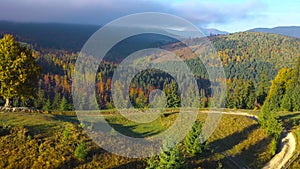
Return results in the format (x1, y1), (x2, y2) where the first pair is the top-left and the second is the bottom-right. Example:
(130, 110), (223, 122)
(0, 0), (299, 32)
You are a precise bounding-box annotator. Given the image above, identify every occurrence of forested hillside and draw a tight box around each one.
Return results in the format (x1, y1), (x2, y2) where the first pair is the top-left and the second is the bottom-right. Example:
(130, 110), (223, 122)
(0, 31), (299, 111)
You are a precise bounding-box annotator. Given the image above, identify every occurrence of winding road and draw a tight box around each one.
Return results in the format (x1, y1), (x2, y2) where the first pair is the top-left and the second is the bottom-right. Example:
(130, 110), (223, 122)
(210, 111), (296, 169)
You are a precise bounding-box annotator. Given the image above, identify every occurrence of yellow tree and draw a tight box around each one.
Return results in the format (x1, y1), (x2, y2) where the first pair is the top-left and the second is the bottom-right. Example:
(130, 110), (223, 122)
(0, 34), (40, 107)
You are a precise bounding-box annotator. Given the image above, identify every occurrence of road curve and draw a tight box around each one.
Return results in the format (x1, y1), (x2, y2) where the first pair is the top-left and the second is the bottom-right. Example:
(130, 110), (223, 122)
(208, 111), (296, 169)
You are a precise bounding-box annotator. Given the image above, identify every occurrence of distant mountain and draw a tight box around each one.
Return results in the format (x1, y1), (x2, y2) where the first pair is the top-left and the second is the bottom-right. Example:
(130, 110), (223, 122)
(0, 21), (228, 52)
(200, 28), (228, 36)
(0, 21), (101, 52)
(248, 26), (300, 38)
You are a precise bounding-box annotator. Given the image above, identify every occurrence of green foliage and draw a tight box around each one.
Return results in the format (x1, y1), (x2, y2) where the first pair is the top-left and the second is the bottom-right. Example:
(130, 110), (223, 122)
(259, 110), (283, 140)
(183, 120), (206, 156)
(43, 98), (52, 111)
(63, 127), (70, 141)
(256, 72), (269, 106)
(263, 68), (294, 111)
(147, 143), (185, 169)
(281, 58), (300, 111)
(261, 61), (300, 113)
(0, 34), (41, 107)
(52, 93), (61, 110)
(34, 87), (45, 109)
(245, 81), (256, 109)
(269, 138), (278, 156)
(258, 68), (291, 155)
(27, 135), (32, 141)
(166, 81), (181, 108)
(146, 155), (159, 169)
(217, 161), (223, 169)
(75, 142), (88, 160)
(59, 97), (68, 111)
(226, 78), (256, 109)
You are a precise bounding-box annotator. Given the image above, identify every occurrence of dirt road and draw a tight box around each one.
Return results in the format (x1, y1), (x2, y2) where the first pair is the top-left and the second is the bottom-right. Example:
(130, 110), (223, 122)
(210, 111), (296, 169)
(262, 132), (296, 169)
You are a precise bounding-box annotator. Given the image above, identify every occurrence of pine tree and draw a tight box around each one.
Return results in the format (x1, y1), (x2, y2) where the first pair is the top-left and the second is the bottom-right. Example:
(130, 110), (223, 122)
(43, 98), (52, 111)
(59, 97), (68, 111)
(0, 34), (41, 107)
(264, 68), (293, 111)
(245, 81), (256, 109)
(183, 120), (205, 156)
(256, 72), (269, 106)
(157, 144), (186, 169)
(259, 110), (283, 140)
(166, 81), (180, 108)
(52, 93), (61, 110)
(286, 57), (300, 111)
(34, 87), (45, 109)
(147, 142), (186, 169)
(281, 84), (294, 111)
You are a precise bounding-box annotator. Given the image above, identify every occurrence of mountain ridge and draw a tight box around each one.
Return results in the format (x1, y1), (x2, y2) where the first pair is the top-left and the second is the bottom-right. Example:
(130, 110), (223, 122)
(248, 26), (300, 38)
(0, 21), (228, 51)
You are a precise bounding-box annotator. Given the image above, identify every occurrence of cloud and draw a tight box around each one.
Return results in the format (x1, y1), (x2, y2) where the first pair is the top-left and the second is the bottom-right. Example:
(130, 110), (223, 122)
(171, 0), (265, 25)
(0, 0), (265, 27)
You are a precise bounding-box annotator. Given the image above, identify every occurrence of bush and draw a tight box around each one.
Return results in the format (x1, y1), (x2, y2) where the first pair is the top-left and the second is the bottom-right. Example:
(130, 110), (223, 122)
(75, 142), (88, 160)
(63, 128), (70, 141)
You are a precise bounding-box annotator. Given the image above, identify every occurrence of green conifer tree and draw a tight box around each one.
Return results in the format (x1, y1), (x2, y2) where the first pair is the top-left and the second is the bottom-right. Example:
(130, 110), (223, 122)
(183, 120), (205, 156)
(59, 97), (68, 111)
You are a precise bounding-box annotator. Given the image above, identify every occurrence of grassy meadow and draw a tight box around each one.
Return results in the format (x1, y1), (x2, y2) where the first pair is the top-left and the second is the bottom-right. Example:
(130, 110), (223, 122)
(0, 109), (279, 169)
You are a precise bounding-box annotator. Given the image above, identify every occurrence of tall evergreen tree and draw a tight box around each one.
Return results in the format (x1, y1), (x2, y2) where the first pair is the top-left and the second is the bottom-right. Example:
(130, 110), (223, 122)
(256, 72), (269, 106)
(245, 81), (256, 109)
(158, 144), (186, 169)
(59, 96), (68, 111)
(52, 92), (61, 110)
(34, 87), (45, 109)
(263, 68), (293, 111)
(166, 81), (180, 108)
(43, 98), (52, 111)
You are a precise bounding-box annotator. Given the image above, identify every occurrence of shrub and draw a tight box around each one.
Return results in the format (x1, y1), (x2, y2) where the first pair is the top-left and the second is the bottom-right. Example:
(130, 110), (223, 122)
(75, 142), (88, 160)
(63, 128), (70, 141)
(146, 155), (159, 169)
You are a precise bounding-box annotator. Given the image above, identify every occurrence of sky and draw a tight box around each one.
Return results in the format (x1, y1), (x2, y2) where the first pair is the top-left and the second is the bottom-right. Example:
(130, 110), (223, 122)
(0, 0), (299, 32)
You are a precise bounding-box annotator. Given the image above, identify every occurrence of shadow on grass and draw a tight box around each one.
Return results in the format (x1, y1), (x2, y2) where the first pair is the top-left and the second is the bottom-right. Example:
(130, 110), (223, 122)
(235, 137), (271, 168)
(280, 113), (300, 121)
(110, 161), (146, 169)
(53, 114), (80, 124)
(25, 123), (59, 136)
(110, 123), (161, 138)
(188, 136), (270, 169)
(280, 113), (300, 130)
(208, 124), (259, 153)
(162, 111), (178, 118)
